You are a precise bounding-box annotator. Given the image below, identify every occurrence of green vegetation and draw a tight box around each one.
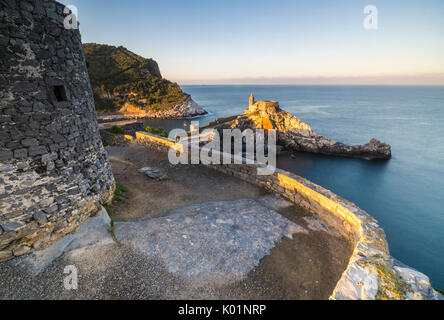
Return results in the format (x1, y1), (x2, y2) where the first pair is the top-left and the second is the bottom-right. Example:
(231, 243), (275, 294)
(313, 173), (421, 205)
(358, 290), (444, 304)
(113, 182), (128, 203)
(83, 43), (189, 112)
(434, 287), (444, 295)
(115, 78), (189, 111)
(358, 259), (413, 300)
(103, 182), (128, 221)
(110, 125), (125, 135)
(107, 225), (122, 248)
(102, 203), (113, 217)
(103, 181), (128, 248)
(144, 125), (168, 138)
(83, 43), (161, 89)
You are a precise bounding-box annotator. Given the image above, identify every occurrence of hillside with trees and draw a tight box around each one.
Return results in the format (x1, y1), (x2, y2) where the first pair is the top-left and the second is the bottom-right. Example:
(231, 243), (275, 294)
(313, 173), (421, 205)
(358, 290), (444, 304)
(83, 43), (191, 113)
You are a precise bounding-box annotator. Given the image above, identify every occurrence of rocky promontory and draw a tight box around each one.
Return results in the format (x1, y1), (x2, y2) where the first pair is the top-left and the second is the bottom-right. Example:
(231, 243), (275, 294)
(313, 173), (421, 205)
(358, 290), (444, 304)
(83, 43), (207, 120)
(208, 94), (392, 160)
(97, 96), (207, 122)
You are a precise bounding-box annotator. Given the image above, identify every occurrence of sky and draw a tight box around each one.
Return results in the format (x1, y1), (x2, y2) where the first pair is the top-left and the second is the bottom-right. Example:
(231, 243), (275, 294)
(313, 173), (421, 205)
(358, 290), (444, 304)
(60, 0), (444, 85)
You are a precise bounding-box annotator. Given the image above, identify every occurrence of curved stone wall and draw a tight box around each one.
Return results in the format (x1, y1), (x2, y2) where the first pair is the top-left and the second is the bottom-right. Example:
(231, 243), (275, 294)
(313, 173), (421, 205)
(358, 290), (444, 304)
(133, 131), (443, 300)
(0, 0), (115, 261)
(209, 165), (442, 299)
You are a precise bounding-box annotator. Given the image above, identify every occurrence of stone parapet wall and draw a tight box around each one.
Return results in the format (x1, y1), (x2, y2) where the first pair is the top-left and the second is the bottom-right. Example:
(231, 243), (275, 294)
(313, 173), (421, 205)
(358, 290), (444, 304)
(128, 131), (443, 300)
(0, 0), (115, 261)
(100, 129), (133, 147)
(135, 131), (183, 153)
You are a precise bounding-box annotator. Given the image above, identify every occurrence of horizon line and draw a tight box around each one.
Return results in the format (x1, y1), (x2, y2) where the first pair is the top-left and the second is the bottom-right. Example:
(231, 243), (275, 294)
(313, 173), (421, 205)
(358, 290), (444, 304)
(178, 83), (444, 86)
(172, 74), (444, 86)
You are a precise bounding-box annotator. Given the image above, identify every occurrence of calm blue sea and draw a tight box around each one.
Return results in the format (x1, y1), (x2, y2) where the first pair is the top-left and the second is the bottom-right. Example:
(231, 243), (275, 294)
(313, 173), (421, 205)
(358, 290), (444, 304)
(144, 85), (444, 288)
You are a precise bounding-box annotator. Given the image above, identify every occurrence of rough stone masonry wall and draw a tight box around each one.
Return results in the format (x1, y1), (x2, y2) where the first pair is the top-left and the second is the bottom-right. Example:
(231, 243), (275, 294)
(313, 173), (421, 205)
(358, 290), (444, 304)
(133, 131), (443, 300)
(0, 0), (115, 262)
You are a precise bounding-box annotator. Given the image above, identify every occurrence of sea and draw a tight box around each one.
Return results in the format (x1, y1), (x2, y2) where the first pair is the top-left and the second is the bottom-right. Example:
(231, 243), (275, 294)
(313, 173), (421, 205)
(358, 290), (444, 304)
(141, 85), (444, 289)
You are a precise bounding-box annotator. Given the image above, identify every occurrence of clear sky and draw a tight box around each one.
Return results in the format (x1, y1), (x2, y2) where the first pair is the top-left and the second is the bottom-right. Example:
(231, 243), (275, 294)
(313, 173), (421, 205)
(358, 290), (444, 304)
(60, 0), (444, 85)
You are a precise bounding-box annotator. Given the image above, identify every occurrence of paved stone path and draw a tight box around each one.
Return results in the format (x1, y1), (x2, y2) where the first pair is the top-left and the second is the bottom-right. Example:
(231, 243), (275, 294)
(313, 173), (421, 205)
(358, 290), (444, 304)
(0, 195), (351, 299)
(114, 196), (306, 281)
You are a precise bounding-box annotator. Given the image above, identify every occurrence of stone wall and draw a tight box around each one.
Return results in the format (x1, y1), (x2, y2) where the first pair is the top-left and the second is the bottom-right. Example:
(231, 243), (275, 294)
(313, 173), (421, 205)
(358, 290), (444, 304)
(132, 131), (443, 300)
(135, 131), (183, 153)
(100, 129), (133, 147)
(0, 0), (115, 261)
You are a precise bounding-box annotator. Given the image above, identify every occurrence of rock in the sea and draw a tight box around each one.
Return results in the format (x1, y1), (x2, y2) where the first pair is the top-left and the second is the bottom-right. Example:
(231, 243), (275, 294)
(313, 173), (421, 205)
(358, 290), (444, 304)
(163, 96), (207, 118)
(279, 132), (392, 160)
(208, 94), (391, 160)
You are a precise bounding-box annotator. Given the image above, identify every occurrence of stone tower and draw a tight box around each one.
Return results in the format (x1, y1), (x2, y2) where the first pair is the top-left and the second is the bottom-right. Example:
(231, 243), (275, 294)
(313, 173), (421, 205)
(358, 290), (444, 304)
(249, 93), (255, 107)
(0, 0), (115, 261)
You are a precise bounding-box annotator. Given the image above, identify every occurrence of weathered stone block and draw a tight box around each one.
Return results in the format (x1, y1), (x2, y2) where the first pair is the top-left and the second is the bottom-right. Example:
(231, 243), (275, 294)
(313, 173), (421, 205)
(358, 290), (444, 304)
(32, 101), (46, 112)
(12, 245), (31, 256)
(0, 164), (13, 172)
(0, 249), (12, 262)
(14, 148), (28, 158)
(42, 204), (58, 214)
(0, 231), (15, 248)
(16, 162), (29, 170)
(21, 137), (38, 147)
(6, 140), (21, 149)
(20, 1), (34, 12)
(57, 48), (65, 58)
(1, 221), (25, 232)
(33, 211), (47, 225)
(28, 145), (48, 156)
(0, 34), (9, 46)
(11, 82), (37, 92)
(0, 150), (13, 161)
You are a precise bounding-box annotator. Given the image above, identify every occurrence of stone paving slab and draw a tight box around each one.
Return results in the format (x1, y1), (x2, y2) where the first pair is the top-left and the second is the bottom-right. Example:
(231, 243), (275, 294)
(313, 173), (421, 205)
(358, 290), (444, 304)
(0, 196), (348, 299)
(114, 197), (307, 282)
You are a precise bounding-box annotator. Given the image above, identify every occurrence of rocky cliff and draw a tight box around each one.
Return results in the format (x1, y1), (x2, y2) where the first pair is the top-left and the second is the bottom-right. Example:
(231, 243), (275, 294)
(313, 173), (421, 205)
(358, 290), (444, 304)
(106, 95), (207, 121)
(83, 43), (207, 119)
(209, 94), (392, 160)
